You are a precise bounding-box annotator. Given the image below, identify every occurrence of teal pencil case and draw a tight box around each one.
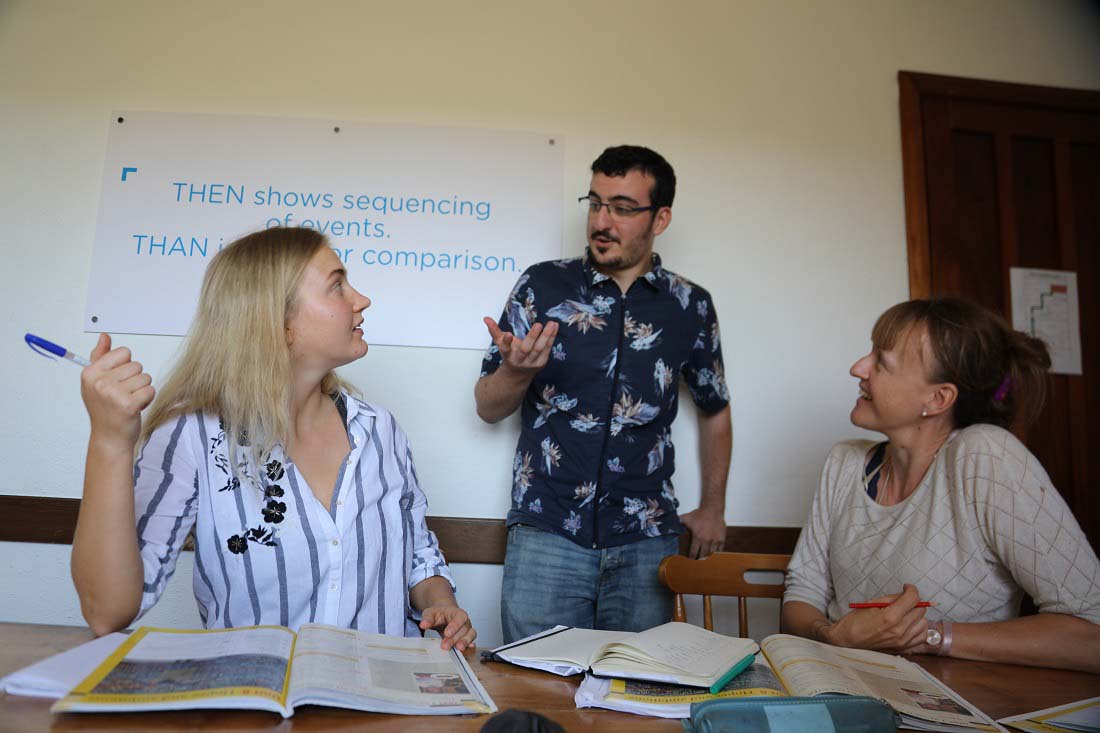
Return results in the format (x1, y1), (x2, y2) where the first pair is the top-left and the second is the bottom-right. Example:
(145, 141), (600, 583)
(683, 695), (898, 733)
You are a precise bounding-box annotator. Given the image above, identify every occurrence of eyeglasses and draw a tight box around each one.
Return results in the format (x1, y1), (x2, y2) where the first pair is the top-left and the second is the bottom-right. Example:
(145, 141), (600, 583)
(578, 196), (659, 219)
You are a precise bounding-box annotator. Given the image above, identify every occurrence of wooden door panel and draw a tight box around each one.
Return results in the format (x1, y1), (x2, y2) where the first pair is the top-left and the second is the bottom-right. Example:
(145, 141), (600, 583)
(943, 129), (1002, 309)
(1012, 137), (1061, 270)
(949, 100), (1100, 141)
(924, 118), (1003, 308)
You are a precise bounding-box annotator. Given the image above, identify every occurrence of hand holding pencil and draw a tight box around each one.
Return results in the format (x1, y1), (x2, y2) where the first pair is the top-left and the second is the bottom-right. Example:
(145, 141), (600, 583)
(822, 584), (931, 653)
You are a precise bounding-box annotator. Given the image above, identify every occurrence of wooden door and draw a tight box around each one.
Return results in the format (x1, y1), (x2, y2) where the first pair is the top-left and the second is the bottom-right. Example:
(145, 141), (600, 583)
(899, 71), (1100, 551)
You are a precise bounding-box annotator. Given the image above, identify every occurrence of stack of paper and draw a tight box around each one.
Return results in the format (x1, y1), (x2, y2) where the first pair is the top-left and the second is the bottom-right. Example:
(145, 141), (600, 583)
(0, 632), (127, 699)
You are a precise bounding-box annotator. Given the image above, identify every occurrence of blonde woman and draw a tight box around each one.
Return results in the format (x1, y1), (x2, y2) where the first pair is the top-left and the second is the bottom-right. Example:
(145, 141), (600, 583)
(72, 227), (475, 650)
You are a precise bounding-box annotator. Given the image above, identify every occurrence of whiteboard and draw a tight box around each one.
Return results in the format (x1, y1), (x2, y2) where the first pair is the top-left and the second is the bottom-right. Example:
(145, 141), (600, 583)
(84, 111), (563, 349)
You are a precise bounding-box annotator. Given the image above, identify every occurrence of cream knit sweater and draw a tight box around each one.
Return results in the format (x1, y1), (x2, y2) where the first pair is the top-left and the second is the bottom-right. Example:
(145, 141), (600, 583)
(785, 424), (1100, 624)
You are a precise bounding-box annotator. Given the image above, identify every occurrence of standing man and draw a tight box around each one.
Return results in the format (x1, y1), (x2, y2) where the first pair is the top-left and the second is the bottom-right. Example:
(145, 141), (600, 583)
(476, 145), (732, 642)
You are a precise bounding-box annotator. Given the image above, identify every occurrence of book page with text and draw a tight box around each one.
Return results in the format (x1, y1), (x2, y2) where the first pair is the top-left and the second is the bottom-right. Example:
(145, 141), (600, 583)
(762, 634), (880, 697)
(762, 635), (996, 730)
(592, 622), (758, 683)
(289, 625), (493, 714)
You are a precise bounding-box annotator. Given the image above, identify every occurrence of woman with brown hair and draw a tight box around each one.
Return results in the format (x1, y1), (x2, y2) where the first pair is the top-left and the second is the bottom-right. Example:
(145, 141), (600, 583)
(782, 298), (1100, 673)
(72, 227), (476, 650)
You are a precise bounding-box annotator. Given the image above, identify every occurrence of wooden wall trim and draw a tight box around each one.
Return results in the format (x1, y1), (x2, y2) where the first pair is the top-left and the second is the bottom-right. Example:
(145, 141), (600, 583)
(0, 496), (800, 564)
(899, 71), (1100, 111)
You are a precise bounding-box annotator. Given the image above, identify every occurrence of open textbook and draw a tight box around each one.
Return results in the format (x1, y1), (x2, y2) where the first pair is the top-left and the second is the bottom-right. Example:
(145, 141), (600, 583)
(578, 633), (1003, 732)
(51, 624), (495, 718)
(485, 621), (758, 688)
(757, 635), (1002, 732)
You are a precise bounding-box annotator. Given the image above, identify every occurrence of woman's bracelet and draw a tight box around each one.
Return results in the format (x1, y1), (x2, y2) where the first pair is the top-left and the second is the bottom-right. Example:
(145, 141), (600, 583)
(938, 620), (953, 656)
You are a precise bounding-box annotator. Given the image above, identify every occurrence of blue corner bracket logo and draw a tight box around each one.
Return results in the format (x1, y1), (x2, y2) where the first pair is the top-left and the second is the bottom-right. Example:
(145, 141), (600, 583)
(121, 166), (138, 181)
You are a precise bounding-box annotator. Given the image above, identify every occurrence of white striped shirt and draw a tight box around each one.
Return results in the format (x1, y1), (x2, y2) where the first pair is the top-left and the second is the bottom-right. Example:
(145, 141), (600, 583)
(133, 392), (454, 634)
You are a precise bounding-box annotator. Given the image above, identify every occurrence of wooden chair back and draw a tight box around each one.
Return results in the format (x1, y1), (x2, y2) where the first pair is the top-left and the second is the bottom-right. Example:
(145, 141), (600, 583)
(658, 552), (790, 637)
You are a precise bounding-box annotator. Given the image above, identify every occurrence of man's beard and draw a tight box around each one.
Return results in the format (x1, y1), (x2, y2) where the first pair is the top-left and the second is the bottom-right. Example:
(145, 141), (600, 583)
(588, 223), (652, 271)
(588, 240), (626, 269)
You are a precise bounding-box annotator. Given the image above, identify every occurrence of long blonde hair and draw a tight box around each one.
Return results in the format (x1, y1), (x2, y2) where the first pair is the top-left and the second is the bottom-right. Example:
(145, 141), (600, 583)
(141, 227), (355, 464)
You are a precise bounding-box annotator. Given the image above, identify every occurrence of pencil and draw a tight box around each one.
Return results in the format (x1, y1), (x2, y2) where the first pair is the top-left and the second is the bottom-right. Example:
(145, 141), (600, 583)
(849, 601), (934, 609)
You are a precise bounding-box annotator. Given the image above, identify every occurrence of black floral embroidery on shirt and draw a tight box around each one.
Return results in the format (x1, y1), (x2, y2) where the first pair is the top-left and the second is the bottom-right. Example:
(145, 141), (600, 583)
(226, 525), (276, 555)
(246, 524), (276, 546)
(265, 459), (285, 482)
(218, 417), (250, 447)
(211, 420), (251, 477)
(211, 419), (228, 453)
(212, 417), (282, 554)
(262, 500), (286, 524)
(211, 401), (354, 556)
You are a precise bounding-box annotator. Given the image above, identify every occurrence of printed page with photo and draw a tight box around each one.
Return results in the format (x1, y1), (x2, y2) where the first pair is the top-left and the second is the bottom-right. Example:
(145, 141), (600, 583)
(761, 634), (1002, 732)
(52, 626), (296, 715)
(52, 624), (496, 717)
(287, 624), (494, 714)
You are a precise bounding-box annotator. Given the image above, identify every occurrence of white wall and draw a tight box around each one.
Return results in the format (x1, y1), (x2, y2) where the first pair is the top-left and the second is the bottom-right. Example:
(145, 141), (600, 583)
(2, 0), (1098, 647)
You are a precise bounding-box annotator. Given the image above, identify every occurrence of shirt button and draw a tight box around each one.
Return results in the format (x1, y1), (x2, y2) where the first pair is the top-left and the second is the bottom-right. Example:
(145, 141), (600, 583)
(332, 539), (340, 546)
(337, 500), (344, 507)
(330, 583), (338, 591)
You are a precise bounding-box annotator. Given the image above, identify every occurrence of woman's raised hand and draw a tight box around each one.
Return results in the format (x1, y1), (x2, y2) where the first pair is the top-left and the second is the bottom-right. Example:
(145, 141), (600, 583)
(80, 333), (155, 449)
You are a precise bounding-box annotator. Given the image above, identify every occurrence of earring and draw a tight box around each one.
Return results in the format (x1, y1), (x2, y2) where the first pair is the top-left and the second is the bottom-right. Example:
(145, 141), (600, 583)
(921, 409), (928, 417)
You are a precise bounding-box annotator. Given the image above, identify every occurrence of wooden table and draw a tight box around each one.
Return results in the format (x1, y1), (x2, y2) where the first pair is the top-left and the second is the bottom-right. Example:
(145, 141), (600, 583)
(1, 623), (1097, 732)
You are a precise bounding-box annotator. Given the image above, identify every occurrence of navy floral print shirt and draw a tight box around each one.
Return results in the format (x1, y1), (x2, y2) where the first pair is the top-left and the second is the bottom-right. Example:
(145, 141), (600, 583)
(481, 253), (730, 548)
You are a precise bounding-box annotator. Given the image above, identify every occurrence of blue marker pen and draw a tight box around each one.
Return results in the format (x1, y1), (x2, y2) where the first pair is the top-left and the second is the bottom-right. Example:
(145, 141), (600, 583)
(25, 333), (91, 367)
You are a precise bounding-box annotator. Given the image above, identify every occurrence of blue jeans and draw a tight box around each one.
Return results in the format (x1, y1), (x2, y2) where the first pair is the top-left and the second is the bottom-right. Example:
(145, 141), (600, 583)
(500, 524), (679, 643)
